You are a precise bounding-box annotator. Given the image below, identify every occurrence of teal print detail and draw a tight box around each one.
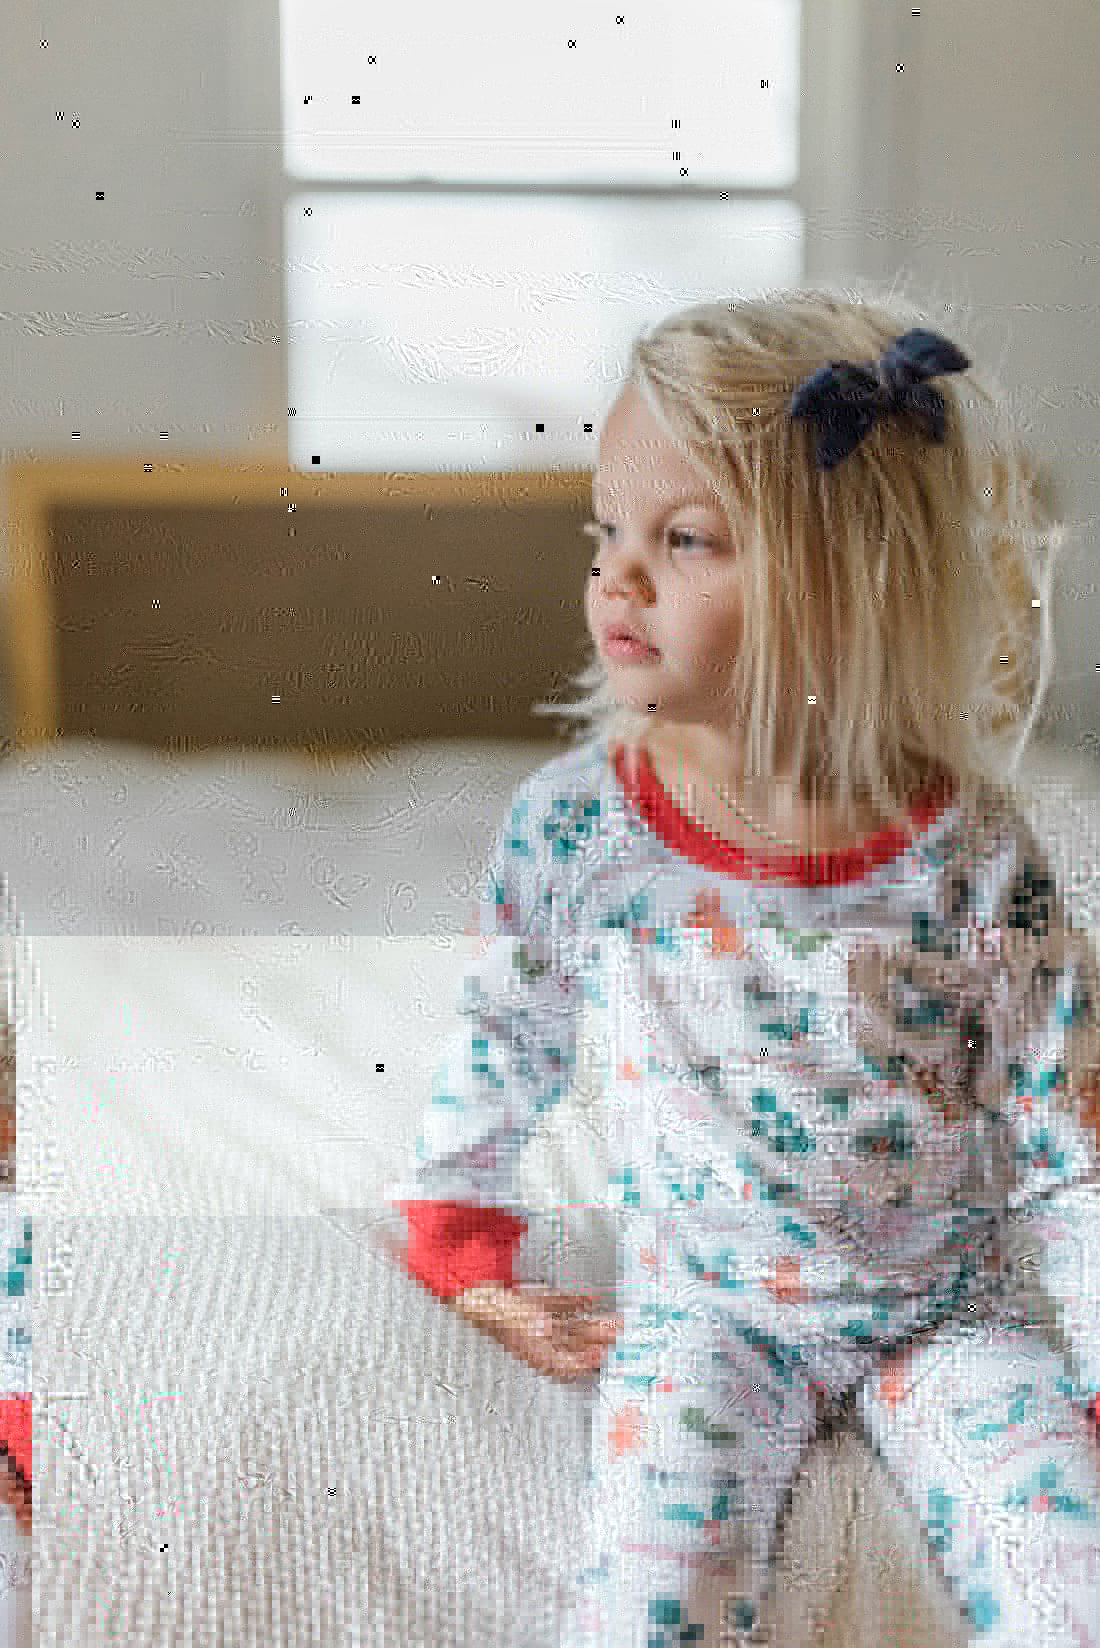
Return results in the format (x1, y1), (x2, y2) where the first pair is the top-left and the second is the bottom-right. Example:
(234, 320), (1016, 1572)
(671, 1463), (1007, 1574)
(749, 1092), (816, 1156)
(660, 1169), (708, 1207)
(1067, 970), (1093, 1027)
(4, 1218), (30, 1298)
(833, 1272), (869, 1303)
(778, 1216), (817, 1249)
(543, 796), (601, 863)
(851, 1110), (915, 1161)
(951, 1382), (1037, 1440)
(964, 1588), (1001, 1634)
(610, 1165), (642, 1208)
(598, 890), (654, 934)
(925, 1486), (957, 1554)
(839, 1298), (894, 1344)
(919, 821), (966, 874)
(682, 1247), (746, 1292)
(487, 870), (517, 924)
(746, 982), (816, 1041)
(505, 798), (534, 859)
(651, 922), (687, 956)
(1055, 1372), (1095, 1405)
(514, 942), (551, 983)
(688, 1063), (725, 1102)
(654, 1472), (742, 1535)
(724, 1598), (759, 1635)
(744, 977), (781, 1011)
(893, 987), (950, 1033)
(679, 1406), (742, 1448)
(1012, 1125), (1067, 1176)
(911, 911), (958, 958)
(1001, 1460), (1098, 1521)
(822, 1087), (850, 1117)
(858, 1048), (910, 1084)
(732, 1151), (798, 1204)
(756, 910), (836, 961)
(705, 1480), (741, 1526)
(469, 1035), (506, 1092)
(646, 1594), (705, 1644)
(757, 1015), (799, 1043)
(1031, 1059), (1066, 1102)
(1006, 860), (1055, 941)
(661, 1501), (708, 1528)
(763, 1177), (799, 1203)
(726, 1320), (807, 1386)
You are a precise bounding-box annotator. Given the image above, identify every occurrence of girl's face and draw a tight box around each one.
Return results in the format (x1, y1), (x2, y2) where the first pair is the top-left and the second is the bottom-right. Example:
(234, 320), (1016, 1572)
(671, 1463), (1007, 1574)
(584, 383), (746, 734)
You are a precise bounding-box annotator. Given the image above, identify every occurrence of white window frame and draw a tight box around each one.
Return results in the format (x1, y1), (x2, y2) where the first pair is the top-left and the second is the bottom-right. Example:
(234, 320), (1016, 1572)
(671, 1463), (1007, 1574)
(225, 0), (908, 432)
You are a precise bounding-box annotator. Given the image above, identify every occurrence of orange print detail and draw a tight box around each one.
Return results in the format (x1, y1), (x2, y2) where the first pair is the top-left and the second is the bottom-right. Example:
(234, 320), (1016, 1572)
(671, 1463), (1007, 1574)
(764, 1257), (807, 1304)
(639, 1246), (658, 1271)
(683, 891), (751, 960)
(1078, 1066), (1100, 1155)
(618, 1057), (643, 1083)
(876, 1349), (913, 1410)
(910, 1063), (962, 1125)
(608, 1401), (647, 1460)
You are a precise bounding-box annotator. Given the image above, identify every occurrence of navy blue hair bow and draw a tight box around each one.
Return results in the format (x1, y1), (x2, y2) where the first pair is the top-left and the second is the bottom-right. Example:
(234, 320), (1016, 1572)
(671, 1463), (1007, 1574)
(789, 327), (972, 471)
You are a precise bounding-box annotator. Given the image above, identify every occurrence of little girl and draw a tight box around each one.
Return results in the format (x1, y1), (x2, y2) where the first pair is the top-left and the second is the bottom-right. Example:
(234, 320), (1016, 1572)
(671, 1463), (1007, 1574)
(383, 284), (1100, 1646)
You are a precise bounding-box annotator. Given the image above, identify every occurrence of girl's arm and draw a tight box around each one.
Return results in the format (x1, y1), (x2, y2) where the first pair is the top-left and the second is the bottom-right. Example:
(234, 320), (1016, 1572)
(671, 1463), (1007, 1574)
(379, 768), (586, 1300)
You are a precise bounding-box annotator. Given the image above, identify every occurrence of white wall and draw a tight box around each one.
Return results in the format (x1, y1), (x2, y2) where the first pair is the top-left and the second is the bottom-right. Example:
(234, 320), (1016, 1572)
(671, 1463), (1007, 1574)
(1, 0), (1097, 748)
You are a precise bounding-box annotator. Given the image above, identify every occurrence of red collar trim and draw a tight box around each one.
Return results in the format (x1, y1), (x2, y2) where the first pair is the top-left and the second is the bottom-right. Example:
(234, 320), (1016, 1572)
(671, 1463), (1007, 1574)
(613, 741), (956, 887)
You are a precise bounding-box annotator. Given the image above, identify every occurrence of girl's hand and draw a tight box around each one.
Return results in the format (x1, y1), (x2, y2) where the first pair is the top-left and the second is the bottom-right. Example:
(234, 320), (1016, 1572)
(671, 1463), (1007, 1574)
(0, 1466), (30, 1538)
(454, 1283), (623, 1384)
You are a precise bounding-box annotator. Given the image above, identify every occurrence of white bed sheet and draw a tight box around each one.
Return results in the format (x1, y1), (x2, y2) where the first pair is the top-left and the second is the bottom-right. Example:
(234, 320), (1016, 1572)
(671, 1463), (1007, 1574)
(9, 733), (1100, 1646)
(0, 737), (555, 937)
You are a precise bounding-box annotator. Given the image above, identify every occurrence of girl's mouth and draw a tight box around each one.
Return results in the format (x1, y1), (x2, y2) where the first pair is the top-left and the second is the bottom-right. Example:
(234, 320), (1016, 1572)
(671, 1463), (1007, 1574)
(600, 633), (660, 661)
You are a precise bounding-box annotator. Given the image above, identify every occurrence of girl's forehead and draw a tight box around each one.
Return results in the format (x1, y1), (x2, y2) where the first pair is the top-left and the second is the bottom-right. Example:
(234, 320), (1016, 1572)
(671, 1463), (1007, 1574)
(593, 451), (724, 512)
(591, 479), (727, 515)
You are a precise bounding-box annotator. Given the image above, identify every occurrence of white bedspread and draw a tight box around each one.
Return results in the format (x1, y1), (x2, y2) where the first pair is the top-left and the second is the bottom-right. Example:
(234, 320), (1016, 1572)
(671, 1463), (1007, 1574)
(8, 734), (1100, 1646)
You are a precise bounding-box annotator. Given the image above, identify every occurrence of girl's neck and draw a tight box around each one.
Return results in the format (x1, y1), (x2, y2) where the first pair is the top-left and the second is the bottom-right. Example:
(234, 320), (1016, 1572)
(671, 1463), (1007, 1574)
(639, 728), (894, 852)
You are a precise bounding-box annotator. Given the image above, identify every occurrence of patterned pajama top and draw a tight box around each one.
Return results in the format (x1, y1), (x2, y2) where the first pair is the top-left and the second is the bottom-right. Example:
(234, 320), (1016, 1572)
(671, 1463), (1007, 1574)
(382, 734), (1100, 1401)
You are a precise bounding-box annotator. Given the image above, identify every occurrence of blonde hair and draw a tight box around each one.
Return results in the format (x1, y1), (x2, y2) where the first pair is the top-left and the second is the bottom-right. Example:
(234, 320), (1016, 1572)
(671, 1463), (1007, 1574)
(532, 277), (1071, 835)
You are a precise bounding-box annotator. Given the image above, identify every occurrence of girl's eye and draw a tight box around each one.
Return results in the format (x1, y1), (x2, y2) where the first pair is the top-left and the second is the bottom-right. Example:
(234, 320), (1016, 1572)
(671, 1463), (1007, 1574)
(581, 522), (712, 553)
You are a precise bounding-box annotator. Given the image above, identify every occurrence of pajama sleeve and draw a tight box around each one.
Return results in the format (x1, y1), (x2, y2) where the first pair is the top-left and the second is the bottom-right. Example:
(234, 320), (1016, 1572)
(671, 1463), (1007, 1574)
(0, 1397), (30, 1487)
(0, 944), (30, 1485)
(382, 770), (585, 1301)
(970, 818), (1100, 1408)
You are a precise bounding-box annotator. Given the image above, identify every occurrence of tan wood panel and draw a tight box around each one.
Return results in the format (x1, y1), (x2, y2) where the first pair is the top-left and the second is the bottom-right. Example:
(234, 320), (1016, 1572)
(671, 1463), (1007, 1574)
(5, 463), (594, 752)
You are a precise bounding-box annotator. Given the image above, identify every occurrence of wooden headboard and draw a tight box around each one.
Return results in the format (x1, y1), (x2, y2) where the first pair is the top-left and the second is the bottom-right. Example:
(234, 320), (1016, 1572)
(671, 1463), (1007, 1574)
(3, 461), (595, 754)
(4, 455), (1039, 755)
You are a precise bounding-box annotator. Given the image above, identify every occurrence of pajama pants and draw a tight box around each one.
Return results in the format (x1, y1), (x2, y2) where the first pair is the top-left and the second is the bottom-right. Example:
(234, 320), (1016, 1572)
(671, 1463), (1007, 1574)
(560, 1204), (1100, 1648)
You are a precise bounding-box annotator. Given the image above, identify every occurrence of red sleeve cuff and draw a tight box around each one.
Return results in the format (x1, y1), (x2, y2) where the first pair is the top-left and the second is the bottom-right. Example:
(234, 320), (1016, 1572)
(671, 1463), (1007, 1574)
(396, 1201), (528, 1300)
(0, 1396), (31, 1486)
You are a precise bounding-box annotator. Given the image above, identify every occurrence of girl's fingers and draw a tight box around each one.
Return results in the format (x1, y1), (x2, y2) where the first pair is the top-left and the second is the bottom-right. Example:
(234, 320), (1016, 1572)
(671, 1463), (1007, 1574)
(550, 1350), (605, 1382)
(575, 1312), (624, 1335)
(544, 1291), (600, 1315)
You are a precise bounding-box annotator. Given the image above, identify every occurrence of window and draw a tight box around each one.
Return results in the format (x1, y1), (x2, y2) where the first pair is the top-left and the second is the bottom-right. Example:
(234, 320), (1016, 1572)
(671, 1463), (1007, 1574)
(279, 0), (806, 473)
